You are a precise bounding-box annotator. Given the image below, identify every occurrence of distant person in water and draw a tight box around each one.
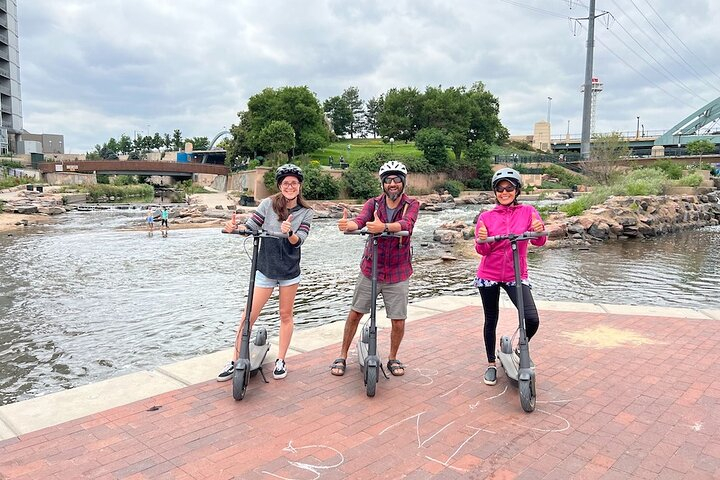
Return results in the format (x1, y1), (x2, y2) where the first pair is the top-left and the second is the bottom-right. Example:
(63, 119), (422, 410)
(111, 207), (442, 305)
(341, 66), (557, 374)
(146, 207), (154, 231)
(161, 206), (169, 229)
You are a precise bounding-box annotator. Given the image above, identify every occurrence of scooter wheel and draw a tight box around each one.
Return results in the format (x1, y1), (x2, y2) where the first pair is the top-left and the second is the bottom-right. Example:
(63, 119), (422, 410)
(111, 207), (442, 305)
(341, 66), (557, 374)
(366, 366), (377, 398)
(519, 378), (536, 412)
(233, 366), (249, 401)
(254, 327), (267, 346)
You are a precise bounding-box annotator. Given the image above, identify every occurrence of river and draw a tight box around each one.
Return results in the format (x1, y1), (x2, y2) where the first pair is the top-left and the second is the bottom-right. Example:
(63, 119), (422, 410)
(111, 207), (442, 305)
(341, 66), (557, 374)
(1, 205), (719, 405)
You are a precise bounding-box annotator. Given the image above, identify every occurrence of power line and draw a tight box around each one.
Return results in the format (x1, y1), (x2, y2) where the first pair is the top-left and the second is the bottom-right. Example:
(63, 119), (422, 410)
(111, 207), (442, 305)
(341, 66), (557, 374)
(641, 0), (720, 86)
(622, 0), (720, 95)
(600, 13), (708, 103)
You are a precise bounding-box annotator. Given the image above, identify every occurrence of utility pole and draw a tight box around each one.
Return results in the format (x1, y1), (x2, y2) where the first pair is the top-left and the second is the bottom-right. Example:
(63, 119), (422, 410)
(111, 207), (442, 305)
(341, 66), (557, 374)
(580, 0), (597, 160)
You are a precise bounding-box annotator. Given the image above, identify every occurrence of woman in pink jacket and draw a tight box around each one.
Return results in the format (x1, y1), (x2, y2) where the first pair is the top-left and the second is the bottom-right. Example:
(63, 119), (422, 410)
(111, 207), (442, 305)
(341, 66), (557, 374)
(474, 168), (546, 386)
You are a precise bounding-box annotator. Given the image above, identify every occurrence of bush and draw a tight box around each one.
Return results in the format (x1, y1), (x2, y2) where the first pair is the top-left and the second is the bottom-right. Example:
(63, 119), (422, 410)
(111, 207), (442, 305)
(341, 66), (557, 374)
(85, 184), (154, 202)
(543, 164), (585, 188)
(437, 179), (463, 197)
(301, 164), (340, 200)
(676, 173), (703, 187)
(652, 160), (683, 180)
(611, 168), (666, 196)
(341, 167), (380, 199)
(559, 187), (611, 217)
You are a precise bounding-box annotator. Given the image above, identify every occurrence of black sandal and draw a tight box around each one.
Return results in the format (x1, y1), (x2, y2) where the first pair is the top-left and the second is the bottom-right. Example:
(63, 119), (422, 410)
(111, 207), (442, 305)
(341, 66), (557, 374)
(386, 359), (405, 376)
(330, 358), (346, 376)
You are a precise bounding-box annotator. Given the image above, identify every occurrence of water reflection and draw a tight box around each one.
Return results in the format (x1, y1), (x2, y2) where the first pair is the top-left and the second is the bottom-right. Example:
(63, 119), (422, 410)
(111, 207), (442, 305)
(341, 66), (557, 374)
(0, 207), (718, 405)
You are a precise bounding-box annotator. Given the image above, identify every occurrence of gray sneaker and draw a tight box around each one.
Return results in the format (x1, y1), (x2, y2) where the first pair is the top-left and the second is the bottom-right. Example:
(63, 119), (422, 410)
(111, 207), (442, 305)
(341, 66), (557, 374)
(483, 365), (497, 386)
(217, 361), (234, 382)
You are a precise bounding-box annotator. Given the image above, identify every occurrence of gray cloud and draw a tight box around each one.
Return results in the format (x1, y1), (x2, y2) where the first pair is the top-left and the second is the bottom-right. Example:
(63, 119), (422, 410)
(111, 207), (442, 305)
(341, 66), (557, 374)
(18, 0), (720, 153)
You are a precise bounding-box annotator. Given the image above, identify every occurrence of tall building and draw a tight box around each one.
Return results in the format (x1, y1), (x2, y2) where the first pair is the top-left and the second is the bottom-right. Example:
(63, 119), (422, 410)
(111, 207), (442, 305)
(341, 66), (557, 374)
(0, 0), (22, 153)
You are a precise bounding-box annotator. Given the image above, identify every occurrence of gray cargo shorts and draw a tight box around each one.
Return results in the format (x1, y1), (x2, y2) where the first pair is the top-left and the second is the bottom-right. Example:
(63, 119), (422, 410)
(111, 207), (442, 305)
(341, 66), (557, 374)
(351, 273), (409, 320)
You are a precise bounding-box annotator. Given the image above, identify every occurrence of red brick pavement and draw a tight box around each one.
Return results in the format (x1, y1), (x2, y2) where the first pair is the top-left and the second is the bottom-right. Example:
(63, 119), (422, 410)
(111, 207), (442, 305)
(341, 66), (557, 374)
(1, 306), (719, 479)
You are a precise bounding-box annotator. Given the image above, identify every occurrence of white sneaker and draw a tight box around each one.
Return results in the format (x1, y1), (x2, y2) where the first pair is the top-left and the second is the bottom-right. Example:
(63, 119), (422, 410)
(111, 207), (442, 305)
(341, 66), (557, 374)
(273, 359), (287, 379)
(217, 361), (234, 382)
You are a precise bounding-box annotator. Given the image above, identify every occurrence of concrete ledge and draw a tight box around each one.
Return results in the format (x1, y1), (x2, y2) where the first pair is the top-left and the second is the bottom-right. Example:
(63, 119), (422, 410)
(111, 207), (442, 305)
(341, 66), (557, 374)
(0, 370), (186, 439)
(598, 303), (713, 319)
(156, 348), (234, 385)
(699, 308), (720, 320)
(535, 300), (606, 313)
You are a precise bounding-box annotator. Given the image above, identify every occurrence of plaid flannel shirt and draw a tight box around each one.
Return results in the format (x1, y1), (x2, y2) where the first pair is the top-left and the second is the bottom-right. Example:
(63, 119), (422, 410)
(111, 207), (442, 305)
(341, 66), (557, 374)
(352, 193), (419, 284)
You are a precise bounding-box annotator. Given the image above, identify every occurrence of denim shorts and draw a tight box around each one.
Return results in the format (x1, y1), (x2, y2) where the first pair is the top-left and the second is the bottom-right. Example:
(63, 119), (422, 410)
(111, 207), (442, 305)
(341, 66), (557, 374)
(255, 270), (301, 288)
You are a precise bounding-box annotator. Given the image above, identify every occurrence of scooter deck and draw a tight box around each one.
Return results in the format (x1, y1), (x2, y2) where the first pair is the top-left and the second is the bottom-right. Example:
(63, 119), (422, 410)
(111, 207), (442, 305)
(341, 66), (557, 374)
(249, 342), (271, 372)
(497, 350), (534, 383)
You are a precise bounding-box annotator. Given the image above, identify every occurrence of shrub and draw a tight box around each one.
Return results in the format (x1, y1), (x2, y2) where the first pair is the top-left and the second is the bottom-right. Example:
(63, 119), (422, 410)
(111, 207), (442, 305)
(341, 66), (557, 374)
(301, 164), (340, 200)
(652, 160), (683, 180)
(543, 164), (585, 188)
(676, 173), (703, 187)
(437, 179), (463, 197)
(85, 184), (154, 202)
(611, 168), (666, 196)
(341, 167), (380, 199)
(559, 187), (611, 217)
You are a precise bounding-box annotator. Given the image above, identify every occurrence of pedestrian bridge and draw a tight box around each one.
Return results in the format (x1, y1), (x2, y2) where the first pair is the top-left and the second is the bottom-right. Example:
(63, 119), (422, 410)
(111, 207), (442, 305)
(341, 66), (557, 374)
(37, 160), (229, 178)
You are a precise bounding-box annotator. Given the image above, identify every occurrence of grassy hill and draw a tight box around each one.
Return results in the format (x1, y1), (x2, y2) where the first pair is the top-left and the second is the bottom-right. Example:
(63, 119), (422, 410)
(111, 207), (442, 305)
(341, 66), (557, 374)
(304, 138), (541, 166)
(306, 138), (423, 165)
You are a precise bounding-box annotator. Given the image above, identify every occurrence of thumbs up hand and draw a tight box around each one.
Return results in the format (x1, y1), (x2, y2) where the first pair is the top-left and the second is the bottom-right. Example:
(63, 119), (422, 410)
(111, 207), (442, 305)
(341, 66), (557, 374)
(531, 211), (544, 233)
(281, 214), (294, 234)
(476, 220), (488, 241)
(366, 211), (386, 234)
(337, 208), (349, 231)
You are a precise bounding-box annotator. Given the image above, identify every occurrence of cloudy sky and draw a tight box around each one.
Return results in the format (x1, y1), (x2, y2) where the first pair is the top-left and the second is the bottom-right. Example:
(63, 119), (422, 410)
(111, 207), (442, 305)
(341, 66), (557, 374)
(16, 0), (720, 153)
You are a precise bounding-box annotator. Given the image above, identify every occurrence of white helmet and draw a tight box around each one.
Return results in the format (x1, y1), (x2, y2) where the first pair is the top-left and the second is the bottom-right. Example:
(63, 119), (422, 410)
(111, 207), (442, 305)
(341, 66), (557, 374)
(378, 161), (407, 182)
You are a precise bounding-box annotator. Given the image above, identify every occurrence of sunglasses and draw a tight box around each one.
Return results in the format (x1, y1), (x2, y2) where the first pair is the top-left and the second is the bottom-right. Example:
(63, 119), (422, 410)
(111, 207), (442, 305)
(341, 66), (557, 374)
(383, 176), (403, 185)
(494, 185), (517, 193)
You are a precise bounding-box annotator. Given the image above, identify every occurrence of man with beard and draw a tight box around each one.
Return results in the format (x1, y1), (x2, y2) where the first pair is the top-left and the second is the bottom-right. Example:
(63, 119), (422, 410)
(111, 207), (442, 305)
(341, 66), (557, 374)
(330, 161), (420, 378)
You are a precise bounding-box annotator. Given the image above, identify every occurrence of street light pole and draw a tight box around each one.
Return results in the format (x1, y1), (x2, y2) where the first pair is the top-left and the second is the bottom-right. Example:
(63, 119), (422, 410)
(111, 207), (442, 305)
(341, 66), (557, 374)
(547, 97), (552, 123)
(636, 116), (640, 138)
(389, 137), (395, 154)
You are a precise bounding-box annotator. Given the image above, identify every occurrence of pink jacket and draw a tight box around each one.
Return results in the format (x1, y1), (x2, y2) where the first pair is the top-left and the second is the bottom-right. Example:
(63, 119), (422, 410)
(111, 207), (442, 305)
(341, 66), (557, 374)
(474, 203), (546, 282)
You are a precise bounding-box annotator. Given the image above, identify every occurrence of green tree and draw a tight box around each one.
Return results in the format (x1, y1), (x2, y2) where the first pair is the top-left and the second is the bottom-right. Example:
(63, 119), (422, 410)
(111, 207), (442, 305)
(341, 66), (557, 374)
(225, 112), (255, 168)
(378, 87), (423, 142)
(106, 137), (119, 154)
(185, 136), (210, 150)
(414, 127), (450, 167)
(686, 139), (716, 155)
(464, 140), (494, 190)
(365, 95), (384, 139)
(172, 129), (183, 150)
(586, 132), (630, 184)
(342, 86), (365, 139)
(258, 120), (296, 158)
(152, 133), (163, 150)
(323, 95), (353, 136)
(118, 134), (132, 154)
(245, 86), (330, 155)
(163, 133), (172, 149)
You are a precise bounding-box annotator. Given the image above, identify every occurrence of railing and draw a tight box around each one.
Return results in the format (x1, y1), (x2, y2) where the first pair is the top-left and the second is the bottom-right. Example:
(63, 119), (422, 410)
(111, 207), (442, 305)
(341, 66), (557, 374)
(37, 160), (230, 176)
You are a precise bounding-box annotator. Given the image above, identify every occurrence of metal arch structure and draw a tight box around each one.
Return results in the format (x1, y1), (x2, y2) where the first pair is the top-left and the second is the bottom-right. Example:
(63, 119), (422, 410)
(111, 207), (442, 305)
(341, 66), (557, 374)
(201, 130), (231, 164)
(655, 96), (720, 146)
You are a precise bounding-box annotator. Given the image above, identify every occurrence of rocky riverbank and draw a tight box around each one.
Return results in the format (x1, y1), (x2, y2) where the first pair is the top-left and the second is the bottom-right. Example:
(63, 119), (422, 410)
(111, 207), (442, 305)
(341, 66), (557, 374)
(434, 191), (720, 259)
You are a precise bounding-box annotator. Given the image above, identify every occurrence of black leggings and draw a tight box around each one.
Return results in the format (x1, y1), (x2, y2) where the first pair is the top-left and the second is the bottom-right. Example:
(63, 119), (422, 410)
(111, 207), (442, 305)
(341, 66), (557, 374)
(478, 283), (539, 363)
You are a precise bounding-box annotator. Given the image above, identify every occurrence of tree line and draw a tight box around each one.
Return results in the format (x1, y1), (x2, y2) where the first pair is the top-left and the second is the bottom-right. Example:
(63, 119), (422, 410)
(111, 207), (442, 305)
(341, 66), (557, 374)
(224, 81), (509, 169)
(88, 129), (211, 160)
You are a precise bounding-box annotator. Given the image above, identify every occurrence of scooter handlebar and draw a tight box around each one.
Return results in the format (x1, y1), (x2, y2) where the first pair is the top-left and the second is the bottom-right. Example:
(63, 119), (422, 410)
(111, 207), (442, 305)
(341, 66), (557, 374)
(476, 230), (548, 244)
(221, 228), (289, 239)
(344, 227), (409, 237)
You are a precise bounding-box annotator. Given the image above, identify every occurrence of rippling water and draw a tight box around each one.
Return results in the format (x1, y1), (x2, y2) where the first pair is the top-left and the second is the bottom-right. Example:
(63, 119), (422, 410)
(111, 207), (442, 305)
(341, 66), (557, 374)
(1, 205), (718, 404)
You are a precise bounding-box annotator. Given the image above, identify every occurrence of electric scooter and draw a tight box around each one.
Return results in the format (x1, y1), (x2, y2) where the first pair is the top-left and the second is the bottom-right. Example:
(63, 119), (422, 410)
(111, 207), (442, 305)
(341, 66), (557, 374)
(223, 228), (288, 400)
(477, 230), (547, 412)
(345, 228), (409, 397)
